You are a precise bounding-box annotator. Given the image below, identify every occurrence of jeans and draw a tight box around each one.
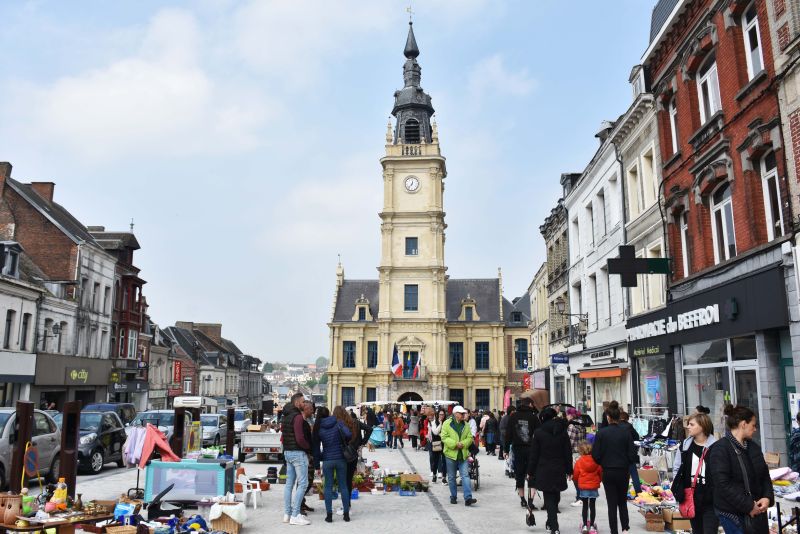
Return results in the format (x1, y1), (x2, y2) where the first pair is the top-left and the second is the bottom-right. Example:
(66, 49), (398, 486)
(445, 457), (472, 501)
(322, 458), (350, 515)
(386, 430), (394, 448)
(628, 463), (642, 494)
(717, 514), (744, 534)
(543, 491), (561, 531)
(602, 468), (630, 534)
(283, 450), (309, 518)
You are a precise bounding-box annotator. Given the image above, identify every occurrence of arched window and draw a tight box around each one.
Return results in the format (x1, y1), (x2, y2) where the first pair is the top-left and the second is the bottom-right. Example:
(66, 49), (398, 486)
(404, 118), (420, 143)
(711, 182), (736, 263)
(741, 2), (763, 80)
(759, 151), (783, 240)
(697, 55), (721, 123)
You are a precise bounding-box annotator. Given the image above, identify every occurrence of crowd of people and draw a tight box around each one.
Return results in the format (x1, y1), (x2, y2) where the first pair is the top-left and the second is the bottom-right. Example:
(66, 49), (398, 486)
(278, 390), (776, 534)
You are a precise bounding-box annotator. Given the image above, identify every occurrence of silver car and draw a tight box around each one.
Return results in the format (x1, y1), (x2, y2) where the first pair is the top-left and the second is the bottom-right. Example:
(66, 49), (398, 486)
(0, 409), (61, 489)
(200, 414), (227, 446)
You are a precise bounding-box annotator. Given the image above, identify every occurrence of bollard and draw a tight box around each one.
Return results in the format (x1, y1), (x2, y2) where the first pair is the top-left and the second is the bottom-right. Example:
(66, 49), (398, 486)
(225, 407), (235, 457)
(171, 408), (186, 457)
(59, 401), (81, 498)
(10, 402), (33, 494)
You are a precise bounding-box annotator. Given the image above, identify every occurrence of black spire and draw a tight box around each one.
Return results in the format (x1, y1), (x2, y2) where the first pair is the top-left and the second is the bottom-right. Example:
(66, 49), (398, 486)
(392, 22), (434, 145)
(404, 22), (419, 59)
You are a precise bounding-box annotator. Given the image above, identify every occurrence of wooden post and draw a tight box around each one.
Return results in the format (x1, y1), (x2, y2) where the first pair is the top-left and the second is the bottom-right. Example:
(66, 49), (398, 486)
(10, 401), (33, 494)
(170, 408), (186, 458)
(59, 401), (82, 498)
(225, 407), (235, 457)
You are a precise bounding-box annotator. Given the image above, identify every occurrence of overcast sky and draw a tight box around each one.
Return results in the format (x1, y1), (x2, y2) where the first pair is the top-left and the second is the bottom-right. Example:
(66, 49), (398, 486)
(0, 1), (654, 363)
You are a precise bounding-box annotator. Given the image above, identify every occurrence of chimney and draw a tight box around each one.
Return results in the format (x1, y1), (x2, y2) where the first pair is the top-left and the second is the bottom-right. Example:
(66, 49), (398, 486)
(30, 182), (55, 204)
(595, 120), (615, 143)
(0, 163), (11, 198)
(196, 323), (223, 345)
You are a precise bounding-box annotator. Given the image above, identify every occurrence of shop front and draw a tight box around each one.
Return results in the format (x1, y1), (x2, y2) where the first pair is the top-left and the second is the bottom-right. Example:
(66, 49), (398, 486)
(0, 350), (36, 405)
(550, 353), (570, 405)
(110, 379), (149, 411)
(32, 353), (113, 409)
(567, 343), (630, 424)
(626, 265), (791, 455)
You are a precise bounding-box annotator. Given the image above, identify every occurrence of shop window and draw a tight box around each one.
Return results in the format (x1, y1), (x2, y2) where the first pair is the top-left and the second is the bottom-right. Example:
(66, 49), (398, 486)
(514, 339), (528, 370)
(342, 341), (356, 368)
(683, 339), (728, 365)
(475, 342), (490, 370)
(669, 97), (679, 155)
(680, 212), (691, 277)
(683, 367), (730, 429)
(711, 182), (737, 263)
(759, 152), (784, 240)
(449, 342), (463, 370)
(475, 389), (490, 411)
(554, 376), (566, 404)
(741, 2), (763, 80)
(637, 354), (669, 409)
(367, 341), (378, 368)
(341, 387), (355, 407)
(697, 56), (721, 123)
(449, 388), (464, 406)
(731, 335), (757, 361)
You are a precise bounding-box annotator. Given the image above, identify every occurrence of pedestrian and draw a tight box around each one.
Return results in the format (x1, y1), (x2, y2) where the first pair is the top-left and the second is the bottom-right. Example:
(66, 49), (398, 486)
(671, 411), (718, 534)
(618, 411), (642, 496)
(468, 410), (479, 441)
(313, 406), (353, 523)
(384, 410), (394, 449)
(573, 442), (602, 534)
(408, 410), (420, 450)
(441, 406), (477, 506)
(419, 409), (429, 448)
(567, 407), (587, 507)
(393, 412), (406, 448)
(592, 400), (637, 534)
(499, 406), (514, 462)
(428, 409), (448, 483)
(281, 392), (313, 526)
(708, 404), (772, 534)
(506, 397), (540, 509)
(527, 407), (572, 534)
(484, 411), (498, 455)
(342, 409), (369, 515)
(300, 401), (316, 515)
(790, 412), (800, 473)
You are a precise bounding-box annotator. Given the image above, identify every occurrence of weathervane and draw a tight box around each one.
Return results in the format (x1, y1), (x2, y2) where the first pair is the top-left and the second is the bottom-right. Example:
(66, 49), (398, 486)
(406, 5), (414, 22)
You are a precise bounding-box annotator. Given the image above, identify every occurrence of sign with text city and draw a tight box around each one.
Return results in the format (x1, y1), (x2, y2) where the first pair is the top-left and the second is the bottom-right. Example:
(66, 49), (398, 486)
(65, 367), (90, 385)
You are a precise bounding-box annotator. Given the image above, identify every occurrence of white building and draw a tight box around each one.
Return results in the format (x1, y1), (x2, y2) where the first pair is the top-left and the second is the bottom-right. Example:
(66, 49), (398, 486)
(562, 122), (630, 423)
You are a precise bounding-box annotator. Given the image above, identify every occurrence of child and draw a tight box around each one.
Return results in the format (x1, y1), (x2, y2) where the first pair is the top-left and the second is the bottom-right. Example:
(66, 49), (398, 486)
(572, 441), (602, 533)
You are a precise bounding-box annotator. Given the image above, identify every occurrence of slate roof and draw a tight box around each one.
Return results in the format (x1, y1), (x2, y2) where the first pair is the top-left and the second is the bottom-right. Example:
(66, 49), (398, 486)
(503, 292), (531, 327)
(89, 231), (140, 251)
(331, 278), (505, 323)
(7, 178), (99, 245)
(163, 326), (217, 367)
(650, 0), (679, 43)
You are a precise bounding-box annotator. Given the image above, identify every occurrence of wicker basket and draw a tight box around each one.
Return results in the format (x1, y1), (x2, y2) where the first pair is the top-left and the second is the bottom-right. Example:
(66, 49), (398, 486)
(106, 526), (138, 534)
(210, 503), (242, 534)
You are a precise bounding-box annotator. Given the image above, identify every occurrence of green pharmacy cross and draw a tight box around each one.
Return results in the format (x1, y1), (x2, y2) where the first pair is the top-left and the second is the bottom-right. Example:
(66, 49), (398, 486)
(607, 245), (670, 287)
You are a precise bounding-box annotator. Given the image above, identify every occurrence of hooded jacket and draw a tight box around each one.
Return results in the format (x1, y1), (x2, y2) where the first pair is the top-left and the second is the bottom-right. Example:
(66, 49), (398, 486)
(573, 454), (603, 490)
(527, 417), (572, 492)
(505, 404), (540, 449)
(313, 416), (352, 463)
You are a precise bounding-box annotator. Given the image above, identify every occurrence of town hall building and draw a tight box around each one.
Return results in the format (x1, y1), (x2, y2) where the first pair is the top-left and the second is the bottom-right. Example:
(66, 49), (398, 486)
(326, 23), (530, 410)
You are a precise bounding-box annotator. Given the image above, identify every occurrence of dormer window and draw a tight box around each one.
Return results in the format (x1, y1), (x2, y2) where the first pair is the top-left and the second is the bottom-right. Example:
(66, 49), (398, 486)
(0, 242), (23, 279)
(512, 312), (522, 323)
(358, 307), (366, 321)
(465, 306), (473, 321)
(459, 295), (479, 321)
(352, 294), (373, 322)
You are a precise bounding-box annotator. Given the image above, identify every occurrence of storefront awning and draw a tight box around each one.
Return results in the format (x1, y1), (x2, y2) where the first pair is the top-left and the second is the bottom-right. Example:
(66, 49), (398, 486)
(579, 368), (625, 379)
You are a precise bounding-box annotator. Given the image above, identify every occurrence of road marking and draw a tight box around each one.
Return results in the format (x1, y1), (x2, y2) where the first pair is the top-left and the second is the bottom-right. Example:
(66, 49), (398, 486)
(397, 447), (463, 534)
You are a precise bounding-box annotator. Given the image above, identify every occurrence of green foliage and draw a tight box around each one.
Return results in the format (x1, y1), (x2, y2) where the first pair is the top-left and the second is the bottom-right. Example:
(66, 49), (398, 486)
(315, 356), (328, 368)
(262, 362), (274, 373)
(305, 378), (318, 389)
(318, 373), (328, 384)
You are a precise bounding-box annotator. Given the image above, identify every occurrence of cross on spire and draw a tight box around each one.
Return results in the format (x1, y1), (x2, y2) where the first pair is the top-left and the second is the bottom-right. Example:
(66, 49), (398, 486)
(406, 5), (414, 22)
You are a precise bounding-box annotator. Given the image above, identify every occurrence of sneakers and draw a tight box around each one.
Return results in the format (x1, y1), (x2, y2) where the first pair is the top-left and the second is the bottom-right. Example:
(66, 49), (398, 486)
(441, 477), (448, 485)
(429, 472), (434, 478)
(571, 500), (582, 507)
(289, 515), (311, 526)
(432, 476), (437, 482)
(336, 507), (343, 516)
(465, 497), (477, 506)
(581, 525), (589, 534)
(450, 496), (457, 504)
(283, 514), (290, 523)
(589, 525), (598, 534)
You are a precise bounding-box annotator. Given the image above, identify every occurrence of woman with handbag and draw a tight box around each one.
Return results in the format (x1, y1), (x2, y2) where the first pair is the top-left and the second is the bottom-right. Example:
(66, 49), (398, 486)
(671, 412), (718, 534)
(428, 409), (448, 483)
(393, 413), (406, 449)
(313, 406), (353, 523)
(708, 404), (773, 534)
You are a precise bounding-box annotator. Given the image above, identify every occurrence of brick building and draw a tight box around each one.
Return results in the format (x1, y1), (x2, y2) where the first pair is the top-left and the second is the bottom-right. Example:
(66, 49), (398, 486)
(625, 0), (797, 455)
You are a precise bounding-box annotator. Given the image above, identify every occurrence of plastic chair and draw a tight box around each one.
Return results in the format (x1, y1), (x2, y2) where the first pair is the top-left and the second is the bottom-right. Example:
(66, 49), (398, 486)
(237, 473), (262, 509)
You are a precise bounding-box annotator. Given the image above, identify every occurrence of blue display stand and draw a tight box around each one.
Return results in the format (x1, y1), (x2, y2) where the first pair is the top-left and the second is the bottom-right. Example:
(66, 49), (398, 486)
(144, 459), (234, 502)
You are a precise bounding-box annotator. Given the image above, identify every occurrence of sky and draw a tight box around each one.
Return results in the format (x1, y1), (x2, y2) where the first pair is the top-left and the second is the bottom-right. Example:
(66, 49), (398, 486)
(0, 0), (656, 363)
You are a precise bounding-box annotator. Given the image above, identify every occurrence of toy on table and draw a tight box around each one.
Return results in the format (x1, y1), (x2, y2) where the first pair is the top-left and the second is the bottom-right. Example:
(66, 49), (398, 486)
(45, 478), (68, 512)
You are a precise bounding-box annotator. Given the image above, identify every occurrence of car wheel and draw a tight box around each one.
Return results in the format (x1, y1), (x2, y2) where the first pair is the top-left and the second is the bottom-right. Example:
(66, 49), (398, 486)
(213, 435), (220, 447)
(48, 456), (60, 483)
(89, 450), (104, 474)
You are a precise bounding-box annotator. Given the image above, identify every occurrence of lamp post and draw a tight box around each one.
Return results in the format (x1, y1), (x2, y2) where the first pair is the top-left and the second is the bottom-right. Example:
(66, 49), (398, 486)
(554, 297), (588, 345)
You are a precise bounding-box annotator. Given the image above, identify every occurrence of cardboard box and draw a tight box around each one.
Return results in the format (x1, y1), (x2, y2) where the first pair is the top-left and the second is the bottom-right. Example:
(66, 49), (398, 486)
(639, 509), (665, 532)
(638, 467), (660, 486)
(764, 451), (780, 468)
(663, 508), (691, 531)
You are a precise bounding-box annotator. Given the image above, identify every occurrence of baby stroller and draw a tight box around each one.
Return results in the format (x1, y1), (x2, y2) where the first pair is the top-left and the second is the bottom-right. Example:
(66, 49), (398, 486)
(467, 445), (480, 491)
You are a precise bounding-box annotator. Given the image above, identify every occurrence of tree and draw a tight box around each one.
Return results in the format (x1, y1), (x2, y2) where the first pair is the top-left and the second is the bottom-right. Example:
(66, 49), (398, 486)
(318, 372), (328, 384)
(315, 356), (328, 368)
(262, 362), (274, 373)
(306, 378), (318, 389)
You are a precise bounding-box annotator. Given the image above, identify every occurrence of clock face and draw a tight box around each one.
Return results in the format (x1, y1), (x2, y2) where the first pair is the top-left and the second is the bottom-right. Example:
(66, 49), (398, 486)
(404, 176), (420, 192)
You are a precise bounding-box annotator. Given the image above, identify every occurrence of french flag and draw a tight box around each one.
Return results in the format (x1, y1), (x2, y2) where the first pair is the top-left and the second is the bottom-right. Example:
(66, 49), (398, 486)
(391, 344), (402, 377)
(412, 351), (422, 379)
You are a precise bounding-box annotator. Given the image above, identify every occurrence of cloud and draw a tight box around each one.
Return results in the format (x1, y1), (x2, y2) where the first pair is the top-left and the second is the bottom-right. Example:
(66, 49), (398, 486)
(1, 8), (277, 163)
(468, 54), (537, 100)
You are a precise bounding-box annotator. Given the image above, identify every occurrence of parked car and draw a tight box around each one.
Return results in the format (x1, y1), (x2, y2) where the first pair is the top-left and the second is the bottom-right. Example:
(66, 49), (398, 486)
(232, 409), (251, 436)
(200, 414), (227, 446)
(54, 411), (127, 474)
(130, 410), (191, 442)
(82, 403), (137, 427)
(0, 409), (61, 489)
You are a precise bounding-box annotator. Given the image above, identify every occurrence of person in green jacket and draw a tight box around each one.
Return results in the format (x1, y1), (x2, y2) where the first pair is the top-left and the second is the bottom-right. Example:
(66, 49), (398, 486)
(441, 405), (478, 506)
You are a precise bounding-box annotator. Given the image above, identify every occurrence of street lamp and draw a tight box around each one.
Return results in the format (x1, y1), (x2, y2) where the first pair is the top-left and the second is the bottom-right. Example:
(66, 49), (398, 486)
(554, 297), (587, 321)
(554, 297), (588, 346)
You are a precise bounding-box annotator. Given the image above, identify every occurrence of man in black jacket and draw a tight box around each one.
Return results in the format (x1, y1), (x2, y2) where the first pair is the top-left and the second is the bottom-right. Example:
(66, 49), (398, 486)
(281, 393), (313, 525)
(505, 398), (540, 509)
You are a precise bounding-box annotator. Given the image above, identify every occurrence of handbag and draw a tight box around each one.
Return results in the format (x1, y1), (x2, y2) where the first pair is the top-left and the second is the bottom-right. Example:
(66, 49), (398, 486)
(337, 424), (358, 463)
(679, 447), (707, 518)
(733, 444), (768, 534)
(431, 438), (443, 452)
